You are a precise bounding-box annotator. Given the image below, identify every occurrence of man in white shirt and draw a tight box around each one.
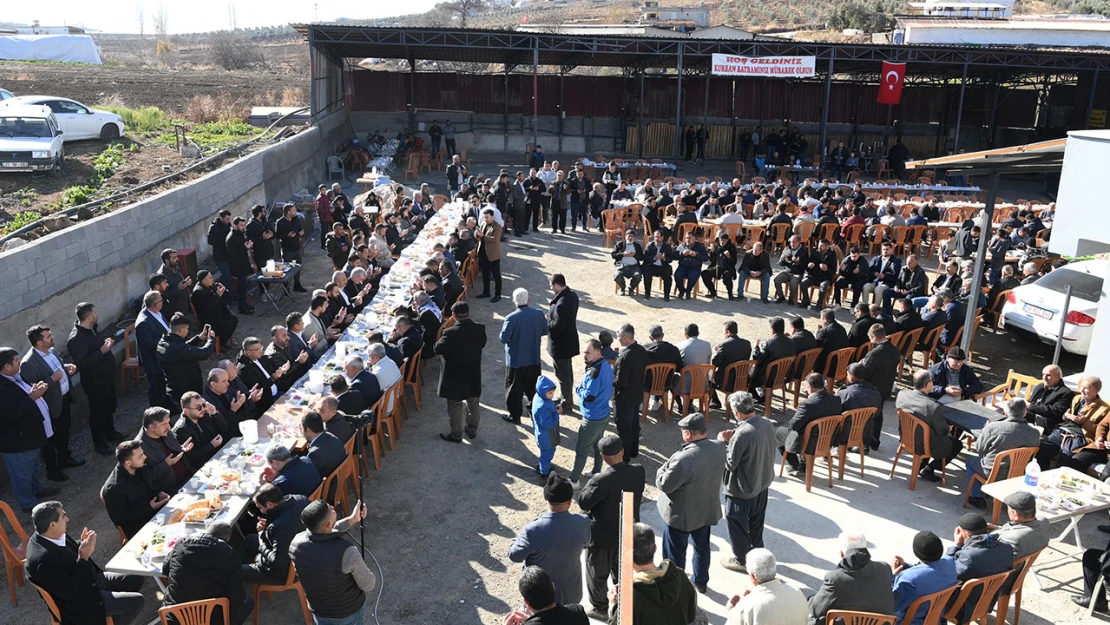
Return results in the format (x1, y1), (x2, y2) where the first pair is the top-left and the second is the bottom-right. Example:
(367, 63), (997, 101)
(21, 326), (84, 482)
(726, 548), (807, 625)
(368, 343), (402, 412)
(719, 204), (747, 226)
(0, 347), (60, 511)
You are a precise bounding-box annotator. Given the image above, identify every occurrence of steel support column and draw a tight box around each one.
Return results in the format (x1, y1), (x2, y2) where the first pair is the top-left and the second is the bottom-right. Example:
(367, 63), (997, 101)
(819, 52), (834, 174)
(988, 81), (1001, 147)
(962, 172), (999, 357)
(503, 68), (510, 151)
(674, 45), (685, 161)
(1088, 69), (1101, 129)
(408, 59), (417, 132)
(558, 70), (565, 152)
(638, 72), (645, 158)
(309, 30), (317, 122)
(952, 63), (969, 152)
(532, 45), (539, 148)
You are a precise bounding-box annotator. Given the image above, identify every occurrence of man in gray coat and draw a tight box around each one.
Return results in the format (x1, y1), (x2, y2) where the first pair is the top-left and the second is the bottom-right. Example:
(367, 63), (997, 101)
(508, 474), (590, 604)
(21, 325), (84, 482)
(718, 392), (776, 574)
(656, 412), (726, 594)
(965, 398), (1039, 508)
(808, 531), (895, 625)
(895, 370), (964, 483)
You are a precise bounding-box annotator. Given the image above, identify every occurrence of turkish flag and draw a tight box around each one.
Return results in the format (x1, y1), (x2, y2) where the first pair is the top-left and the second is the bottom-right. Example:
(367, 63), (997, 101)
(877, 62), (906, 105)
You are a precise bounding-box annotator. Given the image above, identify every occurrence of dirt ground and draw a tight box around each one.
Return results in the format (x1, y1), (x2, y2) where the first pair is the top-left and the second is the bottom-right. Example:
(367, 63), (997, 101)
(0, 154), (1093, 625)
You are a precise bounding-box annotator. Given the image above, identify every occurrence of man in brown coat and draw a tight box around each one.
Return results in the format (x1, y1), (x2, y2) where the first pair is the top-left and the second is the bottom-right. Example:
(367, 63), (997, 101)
(476, 209), (504, 303)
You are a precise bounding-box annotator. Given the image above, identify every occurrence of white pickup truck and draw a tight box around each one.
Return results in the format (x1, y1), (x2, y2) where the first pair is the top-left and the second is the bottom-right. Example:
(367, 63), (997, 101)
(0, 104), (65, 176)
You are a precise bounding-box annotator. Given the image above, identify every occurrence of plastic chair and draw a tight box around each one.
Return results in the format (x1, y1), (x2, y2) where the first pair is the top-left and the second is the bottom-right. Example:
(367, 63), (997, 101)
(31, 581), (115, 625)
(895, 327), (923, 383)
(817, 223), (839, 247)
(837, 407), (879, 479)
(673, 365), (715, 421)
(0, 501), (28, 606)
(867, 224), (890, 256)
(826, 610), (896, 625)
(778, 414), (843, 492)
(916, 326), (944, 369)
(821, 347), (857, 392)
(942, 570), (1011, 625)
(253, 562), (313, 625)
(761, 357), (794, 417)
(379, 384), (402, 451)
(889, 408), (946, 490)
(983, 290), (1012, 331)
(120, 324), (141, 394)
(854, 342), (873, 363)
(159, 598), (229, 625)
(790, 348), (824, 407)
(876, 159), (892, 179)
(995, 549), (1043, 625)
(841, 224), (866, 248)
(357, 401), (382, 472)
(794, 222), (816, 248)
(400, 351), (424, 420)
(962, 446), (1038, 524)
(326, 155), (345, 182)
(642, 363), (677, 423)
(769, 223), (791, 253)
(719, 360), (756, 421)
(897, 584), (957, 625)
(601, 209), (627, 247)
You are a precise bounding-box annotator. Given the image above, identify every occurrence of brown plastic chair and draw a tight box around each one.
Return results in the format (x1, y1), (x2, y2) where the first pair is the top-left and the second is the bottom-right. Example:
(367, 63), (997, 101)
(769, 223), (791, 253)
(719, 360), (756, 421)
(253, 562), (313, 625)
(31, 581), (115, 625)
(790, 348), (824, 407)
(889, 226), (910, 256)
(761, 357), (794, 416)
(400, 351), (423, 419)
(962, 446), (1038, 524)
(821, 347), (857, 392)
(826, 610), (896, 625)
(841, 224), (866, 248)
(817, 223), (839, 247)
(837, 407), (879, 479)
(675, 221), (698, 242)
(867, 224), (890, 255)
(983, 290), (1012, 331)
(897, 584), (957, 625)
(895, 327), (923, 383)
(720, 223), (744, 245)
(643, 363), (678, 423)
(378, 384), (402, 451)
(159, 598), (230, 625)
(942, 570), (1011, 625)
(916, 326), (944, 369)
(854, 342), (873, 363)
(0, 501), (28, 606)
(889, 408), (946, 490)
(995, 549), (1043, 625)
(120, 324), (141, 394)
(778, 414), (844, 492)
(794, 222), (817, 248)
(673, 365), (715, 421)
(601, 209), (627, 247)
(876, 159), (892, 178)
(906, 225), (929, 256)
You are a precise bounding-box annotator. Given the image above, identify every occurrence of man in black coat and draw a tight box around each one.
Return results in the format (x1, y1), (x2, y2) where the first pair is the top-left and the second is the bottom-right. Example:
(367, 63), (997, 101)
(836, 364), (884, 447)
(857, 325), (901, 403)
(885, 255), (928, 315)
(101, 440), (169, 540)
(162, 522), (252, 625)
(172, 391), (226, 467)
(191, 271), (239, 347)
(435, 302), (488, 442)
(26, 501), (146, 625)
(644, 324), (684, 411)
(776, 373), (843, 473)
(66, 303), (123, 455)
(815, 308), (849, 375)
(800, 239), (838, 309)
(611, 231), (645, 295)
(302, 412), (347, 478)
(207, 209), (232, 282)
(847, 303), (877, 348)
(274, 204), (306, 292)
(613, 324), (649, 460)
(750, 317), (796, 394)
(156, 313), (216, 411)
(789, 315), (819, 358)
(329, 375), (366, 417)
(641, 229), (674, 301)
(157, 248), (193, 320)
(264, 326), (311, 393)
(835, 247), (870, 307)
(893, 298), (923, 334)
(701, 233), (738, 300)
(325, 222), (351, 271)
(246, 205), (275, 273)
(576, 435), (646, 620)
(262, 445), (321, 498)
(138, 407), (194, 494)
(136, 290), (173, 409)
(237, 337), (292, 414)
(225, 217), (255, 315)
(203, 366), (256, 437)
(711, 321), (753, 407)
(345, 356), (382, 409)
(1026, 364), (1075, 431)
(317, 396), (354, 445)
(243, 484), (310, 584)
(440, 262), (465, 308)
(547, 275), (580, 412)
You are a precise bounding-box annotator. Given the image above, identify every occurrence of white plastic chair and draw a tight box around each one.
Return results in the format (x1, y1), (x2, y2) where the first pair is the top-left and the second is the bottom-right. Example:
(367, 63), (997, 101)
(327, 155), (345, 182)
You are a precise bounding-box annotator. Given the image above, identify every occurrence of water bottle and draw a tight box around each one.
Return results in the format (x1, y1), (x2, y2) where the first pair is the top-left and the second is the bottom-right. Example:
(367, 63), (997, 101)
(1022, 458), (1041, 494)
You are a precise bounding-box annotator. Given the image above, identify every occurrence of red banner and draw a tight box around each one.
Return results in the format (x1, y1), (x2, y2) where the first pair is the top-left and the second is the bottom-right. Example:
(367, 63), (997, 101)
(878, 62), (906, 105)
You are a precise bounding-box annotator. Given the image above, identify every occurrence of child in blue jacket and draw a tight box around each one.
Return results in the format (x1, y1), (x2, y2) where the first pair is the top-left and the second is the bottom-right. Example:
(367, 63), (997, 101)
(532, 376), (561, 478)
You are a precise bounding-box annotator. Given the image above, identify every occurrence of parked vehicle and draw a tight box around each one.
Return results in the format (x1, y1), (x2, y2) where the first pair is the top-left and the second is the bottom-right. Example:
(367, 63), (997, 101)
(0, 104), (65, 176)
(0, 89), (14, 101)
(0, 95), (125, 141)
(1000, 258), (1104, 356)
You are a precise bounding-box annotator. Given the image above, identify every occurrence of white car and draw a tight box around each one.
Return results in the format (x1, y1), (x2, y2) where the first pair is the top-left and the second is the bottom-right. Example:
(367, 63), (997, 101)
(0, 95), (124, 141)
(0, 89), (13, 101)
(0, 104), (65, 176)
(1000, 258), (1104, 356)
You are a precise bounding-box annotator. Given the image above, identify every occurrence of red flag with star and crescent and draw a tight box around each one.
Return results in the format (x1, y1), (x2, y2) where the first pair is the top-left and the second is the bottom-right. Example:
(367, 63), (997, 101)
(878, 61), (906, 105)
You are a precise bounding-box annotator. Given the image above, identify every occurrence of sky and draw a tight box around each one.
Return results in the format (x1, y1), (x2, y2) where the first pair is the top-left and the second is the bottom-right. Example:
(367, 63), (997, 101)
(7, 0), (442, 34)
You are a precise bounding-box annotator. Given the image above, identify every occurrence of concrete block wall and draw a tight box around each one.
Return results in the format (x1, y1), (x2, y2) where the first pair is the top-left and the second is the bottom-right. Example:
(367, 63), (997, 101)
(0, 108), (351, 354)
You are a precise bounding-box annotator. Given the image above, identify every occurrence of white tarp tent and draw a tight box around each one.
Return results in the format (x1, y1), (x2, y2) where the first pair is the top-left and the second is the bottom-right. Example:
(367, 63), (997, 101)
(0, 34), (102, 64)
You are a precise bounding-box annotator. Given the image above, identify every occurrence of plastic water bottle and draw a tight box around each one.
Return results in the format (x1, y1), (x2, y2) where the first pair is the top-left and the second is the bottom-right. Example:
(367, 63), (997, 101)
(1022, 458), (1041, 494)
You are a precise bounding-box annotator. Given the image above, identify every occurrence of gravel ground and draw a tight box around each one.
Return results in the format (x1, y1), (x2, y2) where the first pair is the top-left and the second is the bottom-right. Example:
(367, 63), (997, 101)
(0, 156), (1090, 625)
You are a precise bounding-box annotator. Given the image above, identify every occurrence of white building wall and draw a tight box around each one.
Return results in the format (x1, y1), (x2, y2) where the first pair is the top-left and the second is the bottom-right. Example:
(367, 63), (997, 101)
(904, 23), (1110, 47)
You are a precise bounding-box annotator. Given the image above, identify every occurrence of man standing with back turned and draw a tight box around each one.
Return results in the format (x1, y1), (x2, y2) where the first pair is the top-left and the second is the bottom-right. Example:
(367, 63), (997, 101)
(500, 288), (549, 425)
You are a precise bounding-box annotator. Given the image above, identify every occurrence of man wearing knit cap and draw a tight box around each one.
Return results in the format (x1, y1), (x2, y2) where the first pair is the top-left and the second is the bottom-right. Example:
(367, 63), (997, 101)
(576, 435), (646, 621)
(509, 474), (590, 605)
(656, 413), (726, 594)
(947, 513), (1014, 623)
(890, 531), (958, 625)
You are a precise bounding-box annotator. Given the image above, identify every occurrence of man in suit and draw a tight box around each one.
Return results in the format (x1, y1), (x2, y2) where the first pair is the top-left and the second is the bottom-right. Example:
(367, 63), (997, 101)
(67, 303), (124, 456)
(776, 374), (843, 474)
(750, 317), (796, 396)
(302, 412), (347, 478)
(264, 326), (311, 392)
(208, 209), (233, 283)
(225, 217), (256, 315)
(644, 324), (683, 412)
(203, 367), (256, 436)
(157, 248), (193, 320)
(613, 324), (649, 459)
(389, 316), (424, 363)
(329, 375), (366, 416)
(847, 303), (877, 348)
(1026, 364), (1075, 431)
(261, 444), (321, 498)
(896, 370), (964, 483)
(25, 501), (146, 625)
(641, 228), (674, 301)
(439, 262), (464, 309)
(938, 290), (965, 354)
(287, 310), (325, 363)
(611, 230), (645, 295)
(836, 364), (884, 448)
(510, 171), (528, 236)
(500, 288), (550, 425)
(893, 297), (924, 334)
(136, 290), (173, 409)
(546, 274), (580, 413)
(345, 356), (382, 412)
(101, 440), (169, 540)
(712, 321), (753, 409)
(885, 255), (928, 315)
(475, 209), (504, 301)
(138, 407), (194, 494)
(815, 308), (849, 374)
(857, 324), (902, 403)
(317, 396), (354, 445)
(246, 204), (275, 272)
(509, 475), (591, 604)
(435, 302), (488, 443)
(862, 242), (902, 306)
(801, 239), (838, 309)
(788, 316), (819, 365)
(191, 271), (239, 347)
(576, 436), (646, 620)
(21, 326), (85, 482)
(157, 313), (216, 411)
(656, 413), (727, 594)
(0, 347), (61, 511)
(774, 235), (809, 305)
(237, 337), (292, 414)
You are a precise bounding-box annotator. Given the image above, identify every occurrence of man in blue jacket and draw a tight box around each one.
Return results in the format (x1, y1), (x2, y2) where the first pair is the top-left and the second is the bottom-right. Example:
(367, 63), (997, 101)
(947, 513), (1014, 623)
(890, 531), (958, 625)
(928, 347), (982, 404)
(673, 231), (709, 300)
(499, 288), (549, 425)
(570, 339), (613, 486)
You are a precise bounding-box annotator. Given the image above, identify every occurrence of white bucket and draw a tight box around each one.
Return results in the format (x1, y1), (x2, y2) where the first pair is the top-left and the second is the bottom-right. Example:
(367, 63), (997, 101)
(239, 420), (259, 444)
